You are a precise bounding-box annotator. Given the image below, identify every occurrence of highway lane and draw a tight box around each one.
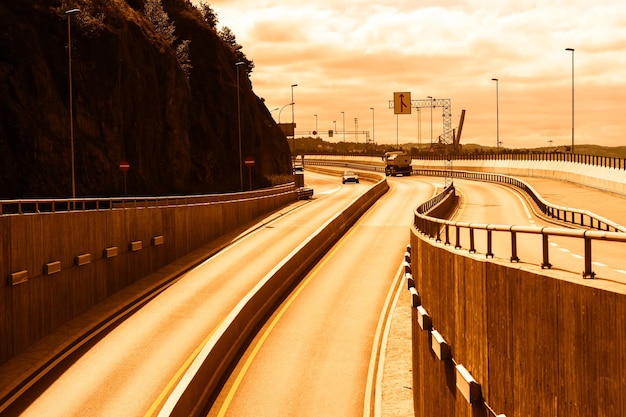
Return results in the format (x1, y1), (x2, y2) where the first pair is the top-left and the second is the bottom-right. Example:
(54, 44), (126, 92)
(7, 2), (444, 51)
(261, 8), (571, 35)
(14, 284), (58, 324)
(446, 178), (626, 282)
(207, 176), (441, 417)
(5, 171), (375, 417)
(209, 174), (626, 416)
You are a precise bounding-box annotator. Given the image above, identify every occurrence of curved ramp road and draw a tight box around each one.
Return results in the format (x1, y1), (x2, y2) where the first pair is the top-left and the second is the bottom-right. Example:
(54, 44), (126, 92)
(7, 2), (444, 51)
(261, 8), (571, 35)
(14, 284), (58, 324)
(4, 171), (371, 417)
(4, 170), (626, 416)
(207, 176), (439, 417)
(208, 175), (626, 416)
(452, 179), (626, 282)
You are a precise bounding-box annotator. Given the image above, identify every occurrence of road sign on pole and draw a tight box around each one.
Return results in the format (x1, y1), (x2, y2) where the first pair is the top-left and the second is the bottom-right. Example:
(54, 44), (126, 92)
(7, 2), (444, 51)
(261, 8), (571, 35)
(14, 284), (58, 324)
(393, 92), (412, 115)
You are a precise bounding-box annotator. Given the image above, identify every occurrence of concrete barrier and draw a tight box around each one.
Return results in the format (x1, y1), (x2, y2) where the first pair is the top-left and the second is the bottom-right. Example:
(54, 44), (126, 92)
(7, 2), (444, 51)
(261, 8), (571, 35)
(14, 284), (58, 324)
(158, 177), (389, 416)
(0, 186), (295, 365)
(409, 226), (626, 417)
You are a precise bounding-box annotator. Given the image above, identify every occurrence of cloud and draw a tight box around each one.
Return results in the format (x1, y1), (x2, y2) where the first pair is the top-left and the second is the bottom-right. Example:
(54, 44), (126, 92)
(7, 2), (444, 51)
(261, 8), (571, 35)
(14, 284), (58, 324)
(196, 0), (626, 148)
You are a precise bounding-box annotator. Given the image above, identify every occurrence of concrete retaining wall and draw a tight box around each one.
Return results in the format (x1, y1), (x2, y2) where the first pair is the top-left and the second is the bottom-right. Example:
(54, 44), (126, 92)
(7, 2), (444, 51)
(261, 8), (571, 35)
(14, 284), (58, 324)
(0, 187), (295, 365)
(409, 227), (626, 417)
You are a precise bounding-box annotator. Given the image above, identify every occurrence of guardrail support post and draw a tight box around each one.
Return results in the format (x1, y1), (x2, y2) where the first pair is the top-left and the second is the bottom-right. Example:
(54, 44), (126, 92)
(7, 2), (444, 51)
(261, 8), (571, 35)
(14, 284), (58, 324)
(583, 236), (596, 278)
(486, 230), (494, 258)
(469, 229), (476, 254)
(541, 233), (552, 269)
(510, 230), (520, 262)
(444, 224), (451, 246)
(455, 226), (462, 249)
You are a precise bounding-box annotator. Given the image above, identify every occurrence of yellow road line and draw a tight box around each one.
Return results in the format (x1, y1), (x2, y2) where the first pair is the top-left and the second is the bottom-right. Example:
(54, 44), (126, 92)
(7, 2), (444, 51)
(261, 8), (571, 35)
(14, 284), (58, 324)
(216, 202), (378, 416)
(144, 318), (225, 417)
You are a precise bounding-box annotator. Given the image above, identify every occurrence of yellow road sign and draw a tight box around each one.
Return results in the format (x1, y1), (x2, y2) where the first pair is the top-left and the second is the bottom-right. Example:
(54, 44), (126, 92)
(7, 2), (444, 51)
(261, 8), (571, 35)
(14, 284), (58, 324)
(393, 92), (411, 114)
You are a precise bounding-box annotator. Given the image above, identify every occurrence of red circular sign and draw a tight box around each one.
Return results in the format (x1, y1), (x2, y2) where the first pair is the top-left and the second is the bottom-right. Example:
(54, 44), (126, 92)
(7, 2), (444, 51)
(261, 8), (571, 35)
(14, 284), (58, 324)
(119, 161), (130, 172)
(244, 156), (255, 167)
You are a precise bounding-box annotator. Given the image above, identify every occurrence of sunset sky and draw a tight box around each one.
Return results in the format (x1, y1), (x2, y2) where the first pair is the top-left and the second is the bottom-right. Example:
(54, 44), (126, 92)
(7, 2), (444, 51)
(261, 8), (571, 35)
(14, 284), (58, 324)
(198, 0), (626, 149)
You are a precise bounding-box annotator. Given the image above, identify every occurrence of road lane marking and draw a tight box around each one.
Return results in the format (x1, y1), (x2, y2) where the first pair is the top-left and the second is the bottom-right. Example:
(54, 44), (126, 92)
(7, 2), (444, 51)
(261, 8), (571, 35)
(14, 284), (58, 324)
(215, 205), (373, 416)
(363, 262), (405, 417)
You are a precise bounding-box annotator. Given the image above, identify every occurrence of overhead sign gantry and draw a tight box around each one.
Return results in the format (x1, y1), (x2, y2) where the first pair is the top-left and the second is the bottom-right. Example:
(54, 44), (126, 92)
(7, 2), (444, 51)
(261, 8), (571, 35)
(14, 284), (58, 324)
(390, 94), (455, 187)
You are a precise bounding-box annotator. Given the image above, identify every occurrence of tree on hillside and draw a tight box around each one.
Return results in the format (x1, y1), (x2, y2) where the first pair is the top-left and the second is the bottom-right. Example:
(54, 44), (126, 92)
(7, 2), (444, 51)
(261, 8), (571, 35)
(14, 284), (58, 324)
(143, 0), (176, 44)
(218, 26), (254, 75)
(142, 0), (192, 78)
(176, 39), (192, 77)
(197, 1), (218, 29)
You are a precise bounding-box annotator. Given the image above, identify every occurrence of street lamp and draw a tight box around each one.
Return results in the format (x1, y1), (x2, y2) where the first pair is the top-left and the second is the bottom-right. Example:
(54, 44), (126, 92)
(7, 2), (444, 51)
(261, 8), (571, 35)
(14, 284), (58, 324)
(278, 102), (293, 123)
(333, 120), (336, 137)
(428, 96), (434, 146)
(370, 107), (375, 144)
(565, 48), (575, 153)
(236, 61), (245, 191)
(291, 84), (297, 159)
(341, 111), (345, 142)
(354, 118), (358, 143)
(314, 114), (318, 134)
(492, 78), (500, 152)
(66, 8), (80, 201)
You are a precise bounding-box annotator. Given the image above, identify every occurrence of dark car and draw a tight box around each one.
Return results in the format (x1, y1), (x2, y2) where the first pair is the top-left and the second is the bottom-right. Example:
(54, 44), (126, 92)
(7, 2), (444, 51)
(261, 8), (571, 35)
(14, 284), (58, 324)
(342, 170), (359, 184)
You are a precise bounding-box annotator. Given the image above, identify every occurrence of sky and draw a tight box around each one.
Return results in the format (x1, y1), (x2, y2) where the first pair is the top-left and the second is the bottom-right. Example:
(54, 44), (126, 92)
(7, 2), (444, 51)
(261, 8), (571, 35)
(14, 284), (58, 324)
(194, 0), (626, 149)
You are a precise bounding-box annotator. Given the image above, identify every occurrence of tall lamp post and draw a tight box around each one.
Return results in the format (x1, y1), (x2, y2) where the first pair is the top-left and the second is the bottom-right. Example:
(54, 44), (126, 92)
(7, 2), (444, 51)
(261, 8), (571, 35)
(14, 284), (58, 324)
(314, 114), (318, 134)
(66, 8), (80, 201)
(291, 84), (297, 160)
(278, 102), (293, 123)
(492, 78), (500, 152)
(341, 111), (345, 142)
(370, 107), (375, 144)
(236, 61), (245, 191)
(565, 48), (575, 153)
(427, 96), (434, 147)
(333, 120), (336, 137)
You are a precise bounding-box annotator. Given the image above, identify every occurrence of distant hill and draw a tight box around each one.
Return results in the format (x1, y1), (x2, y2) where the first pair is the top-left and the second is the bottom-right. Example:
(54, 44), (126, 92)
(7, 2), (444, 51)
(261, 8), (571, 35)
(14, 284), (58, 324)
(0, 0), (292, 198)
(291, 136), (626, 159)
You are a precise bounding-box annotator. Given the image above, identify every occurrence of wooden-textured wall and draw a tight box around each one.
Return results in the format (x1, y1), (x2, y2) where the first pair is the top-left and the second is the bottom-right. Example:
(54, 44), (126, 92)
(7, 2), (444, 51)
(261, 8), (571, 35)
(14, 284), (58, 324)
(410, 229), (626, 417)
(0, 191), (294, 364)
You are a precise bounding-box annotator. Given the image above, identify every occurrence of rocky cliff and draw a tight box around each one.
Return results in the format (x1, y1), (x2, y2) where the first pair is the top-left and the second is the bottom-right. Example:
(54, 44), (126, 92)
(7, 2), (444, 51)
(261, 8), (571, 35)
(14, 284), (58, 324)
(0, 0), (292, 198)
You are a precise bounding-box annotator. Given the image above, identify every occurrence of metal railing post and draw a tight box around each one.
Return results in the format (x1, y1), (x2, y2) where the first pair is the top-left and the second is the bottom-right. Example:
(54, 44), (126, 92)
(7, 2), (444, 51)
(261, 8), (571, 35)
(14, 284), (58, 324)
(510, 230), (519, 262)
(486, 229), (494, 258)
(583, 235), (595, 278)
(541, 232), (552, 269)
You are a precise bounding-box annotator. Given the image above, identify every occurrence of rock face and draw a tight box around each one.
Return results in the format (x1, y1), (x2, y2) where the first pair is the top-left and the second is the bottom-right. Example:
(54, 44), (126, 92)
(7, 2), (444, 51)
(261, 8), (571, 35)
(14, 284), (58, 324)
(0, 0), (292, 198)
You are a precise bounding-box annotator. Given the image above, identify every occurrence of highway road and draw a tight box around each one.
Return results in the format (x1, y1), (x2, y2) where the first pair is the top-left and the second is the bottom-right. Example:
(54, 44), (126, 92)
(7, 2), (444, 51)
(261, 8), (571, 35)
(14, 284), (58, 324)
(207, 175), (440, 417)
(452, 178), (626, 282)
(206, 173), (626, 417)
(5, 169), (626, 416)
(4, 171), (376, 416)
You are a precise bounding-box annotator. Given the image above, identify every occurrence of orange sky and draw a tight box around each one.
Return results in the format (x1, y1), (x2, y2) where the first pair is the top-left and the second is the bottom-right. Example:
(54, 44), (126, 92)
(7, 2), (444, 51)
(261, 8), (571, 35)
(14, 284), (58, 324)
(197, 1), (626, 149)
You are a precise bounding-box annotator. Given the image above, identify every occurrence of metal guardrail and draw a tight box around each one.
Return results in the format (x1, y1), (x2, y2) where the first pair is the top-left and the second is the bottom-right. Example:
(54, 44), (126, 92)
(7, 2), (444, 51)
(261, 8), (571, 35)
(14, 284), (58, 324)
(0, 184), (296, 216)
(412, 168), (626, 233)
(422, 151), (626, 170)
(414, 184), (626, 279)
(305, 159), (626, 234)
(305, 151), (626, 171)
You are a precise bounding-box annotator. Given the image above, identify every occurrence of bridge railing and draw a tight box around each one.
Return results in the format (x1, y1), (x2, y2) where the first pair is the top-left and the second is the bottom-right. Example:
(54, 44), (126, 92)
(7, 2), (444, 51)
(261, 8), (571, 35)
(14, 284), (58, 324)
(413, 168), (626, 233)
(305, 151), (626, 170)
(422, 151), (626, 170)
(414, 188), (626, 278)
(0, 184), (296, 216)
(305, 158), (626, 233)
